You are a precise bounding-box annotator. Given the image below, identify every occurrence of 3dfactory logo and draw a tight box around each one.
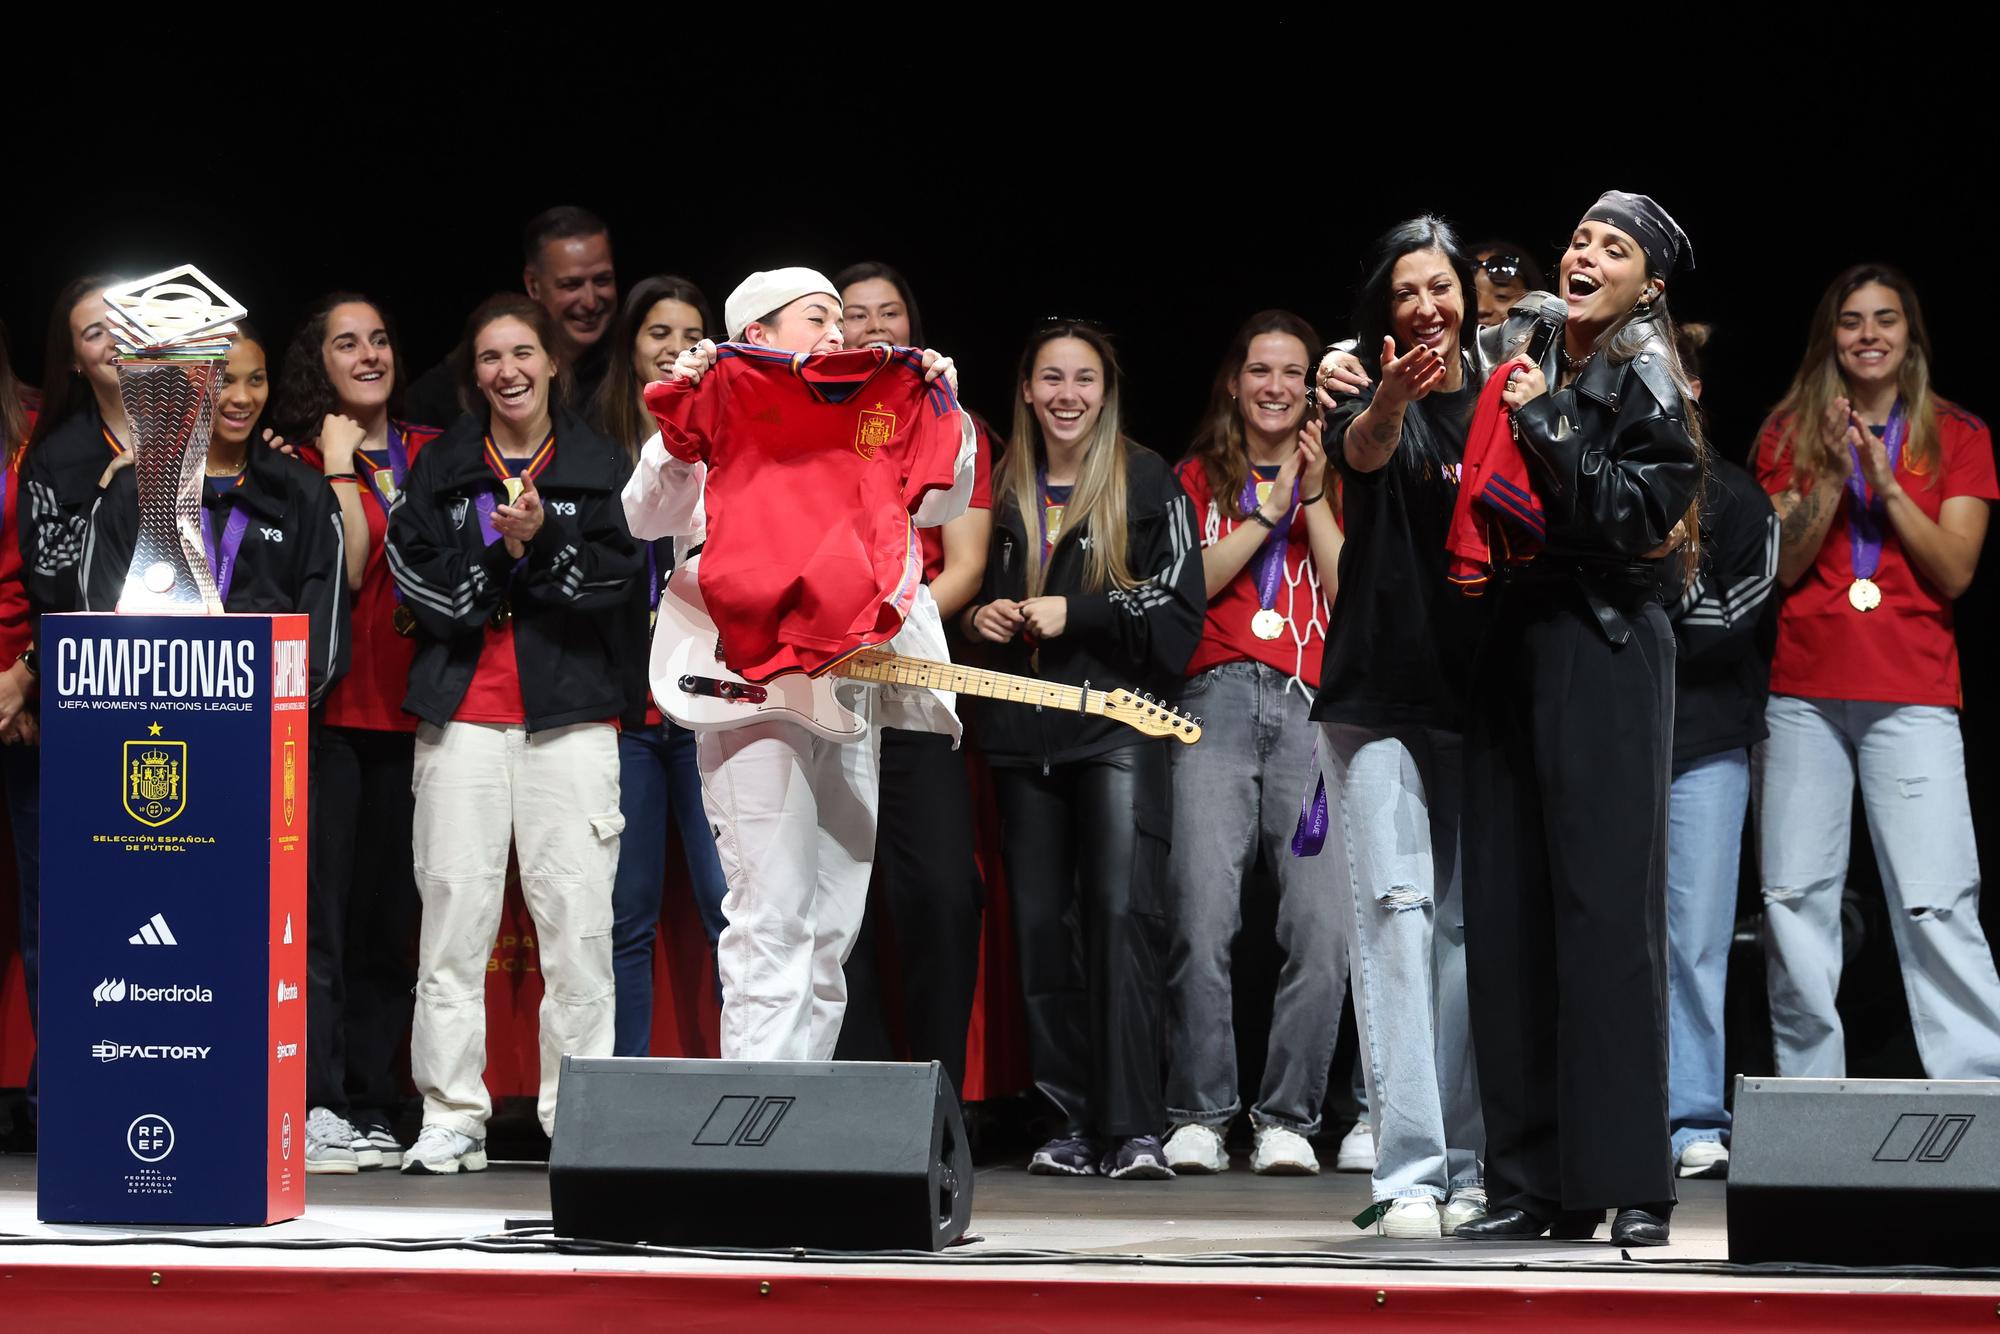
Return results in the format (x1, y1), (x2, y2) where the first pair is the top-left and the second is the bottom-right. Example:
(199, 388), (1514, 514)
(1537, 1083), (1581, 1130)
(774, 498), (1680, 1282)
(128, 1114), (176, 1163)
(692, 1095), (794, 1148)
(1875, 1113), (1976, 1163)
(124, 725), (188, 827)
(95, 1041), (211, 1063)
(274, 1041), (298, 1061)
(93, 978), (214, 1006)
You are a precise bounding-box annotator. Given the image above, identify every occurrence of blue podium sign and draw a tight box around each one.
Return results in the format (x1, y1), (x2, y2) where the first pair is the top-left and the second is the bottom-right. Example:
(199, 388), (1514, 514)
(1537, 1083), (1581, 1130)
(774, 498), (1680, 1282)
(36, 613), (309, 1225)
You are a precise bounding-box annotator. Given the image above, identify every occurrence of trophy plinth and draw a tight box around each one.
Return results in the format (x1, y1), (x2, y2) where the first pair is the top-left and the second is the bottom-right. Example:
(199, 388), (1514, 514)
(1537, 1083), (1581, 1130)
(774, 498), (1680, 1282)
(115, 357), (227, 614)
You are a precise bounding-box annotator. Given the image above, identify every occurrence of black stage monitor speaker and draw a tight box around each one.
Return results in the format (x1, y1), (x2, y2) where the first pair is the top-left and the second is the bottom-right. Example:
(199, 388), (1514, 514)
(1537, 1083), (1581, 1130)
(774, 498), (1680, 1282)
(1728, 1076), (2000, 1267)
(548, 1056), (973, 1251)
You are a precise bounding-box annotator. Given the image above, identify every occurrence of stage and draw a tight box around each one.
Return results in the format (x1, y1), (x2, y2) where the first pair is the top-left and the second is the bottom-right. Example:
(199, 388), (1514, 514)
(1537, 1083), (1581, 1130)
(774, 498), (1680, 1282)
(3, 1154), (1995, 1330)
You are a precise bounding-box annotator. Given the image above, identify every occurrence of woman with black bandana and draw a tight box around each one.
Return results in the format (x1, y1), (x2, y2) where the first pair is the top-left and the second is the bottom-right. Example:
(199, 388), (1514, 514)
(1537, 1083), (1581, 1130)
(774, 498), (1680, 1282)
(1451, 191), (1703, 1247)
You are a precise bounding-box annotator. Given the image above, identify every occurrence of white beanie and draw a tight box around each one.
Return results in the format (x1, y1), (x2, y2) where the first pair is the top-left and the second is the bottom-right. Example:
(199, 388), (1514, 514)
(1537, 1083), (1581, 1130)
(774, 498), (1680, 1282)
(723, 267), (841, 341)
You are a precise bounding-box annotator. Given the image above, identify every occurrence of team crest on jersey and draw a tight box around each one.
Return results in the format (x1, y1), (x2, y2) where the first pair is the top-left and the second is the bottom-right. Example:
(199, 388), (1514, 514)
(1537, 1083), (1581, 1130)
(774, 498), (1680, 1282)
(855, 404), (896, 461)
(125, 738), (188, 827)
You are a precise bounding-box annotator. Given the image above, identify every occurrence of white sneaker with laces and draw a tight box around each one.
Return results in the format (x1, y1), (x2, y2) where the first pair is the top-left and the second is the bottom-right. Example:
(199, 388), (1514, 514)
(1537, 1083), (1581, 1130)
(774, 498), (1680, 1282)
(1164, 1123), (1229, 1174)
(1335, 1119), (1376, 1173)
(1677, 1140), (1730, 1179)
(1250, 1124), (1320, 1175)
(1441, 1187), (1488, 1233)
(400, 1124), (488, 1176)
(304, 1107), (361, 1176)
(1380, 1197), (1442, 1239)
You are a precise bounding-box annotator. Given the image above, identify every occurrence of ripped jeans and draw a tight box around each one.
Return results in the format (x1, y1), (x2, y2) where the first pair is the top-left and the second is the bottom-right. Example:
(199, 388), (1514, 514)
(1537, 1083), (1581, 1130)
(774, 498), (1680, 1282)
(1757, 696), (2000, 1078)
(1320, 724), (1483, 1203)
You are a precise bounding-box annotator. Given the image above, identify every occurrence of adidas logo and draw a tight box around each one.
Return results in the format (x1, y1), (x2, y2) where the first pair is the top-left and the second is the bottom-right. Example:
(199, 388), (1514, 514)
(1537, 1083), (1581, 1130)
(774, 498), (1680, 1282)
(94, 979), (128, 1006)
(129, 914), (178, 946)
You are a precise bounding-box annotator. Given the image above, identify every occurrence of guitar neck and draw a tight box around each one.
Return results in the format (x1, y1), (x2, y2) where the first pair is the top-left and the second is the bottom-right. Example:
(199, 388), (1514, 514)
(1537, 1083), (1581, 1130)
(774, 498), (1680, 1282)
(835, 651), (1100, 717)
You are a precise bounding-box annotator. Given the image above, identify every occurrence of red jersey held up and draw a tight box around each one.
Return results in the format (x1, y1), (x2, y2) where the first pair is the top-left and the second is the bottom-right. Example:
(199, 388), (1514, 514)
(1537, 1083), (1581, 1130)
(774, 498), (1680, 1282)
(1445, 360), (1546, 592)
(919, 412), (994, 584)
(1177, 456), (1333, 691)
(646, 344), (967, 681)
(1756, 401), (1999, 708)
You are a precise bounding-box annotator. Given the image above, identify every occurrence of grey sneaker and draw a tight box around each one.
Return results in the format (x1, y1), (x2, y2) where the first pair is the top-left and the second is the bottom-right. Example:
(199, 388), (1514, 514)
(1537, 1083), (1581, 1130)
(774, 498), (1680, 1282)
(304, 1107), (361, 1176)
(1028, 1135), (1098, 1176)
(400, 1124), (488, 1175)
(1101, 1135), (1175, 1181)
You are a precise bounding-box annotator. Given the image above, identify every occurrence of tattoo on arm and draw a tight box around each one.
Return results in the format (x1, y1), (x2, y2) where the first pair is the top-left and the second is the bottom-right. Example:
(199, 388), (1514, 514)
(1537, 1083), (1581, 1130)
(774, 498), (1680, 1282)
(1778, 487), (1824, 544)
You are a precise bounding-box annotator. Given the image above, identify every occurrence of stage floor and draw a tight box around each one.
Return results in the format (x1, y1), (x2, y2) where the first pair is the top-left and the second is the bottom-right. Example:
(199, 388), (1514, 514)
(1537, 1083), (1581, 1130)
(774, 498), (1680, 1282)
(3, 1150), (1995, 1299)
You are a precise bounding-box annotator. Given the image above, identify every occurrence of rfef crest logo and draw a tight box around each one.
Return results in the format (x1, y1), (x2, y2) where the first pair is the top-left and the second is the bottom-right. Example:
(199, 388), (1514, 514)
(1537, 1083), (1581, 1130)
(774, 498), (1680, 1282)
(855, 404), (896, 461)
(128, 1114), (176, 1163)
(282, 739), (297, 827)
(124, 736), (188, 827)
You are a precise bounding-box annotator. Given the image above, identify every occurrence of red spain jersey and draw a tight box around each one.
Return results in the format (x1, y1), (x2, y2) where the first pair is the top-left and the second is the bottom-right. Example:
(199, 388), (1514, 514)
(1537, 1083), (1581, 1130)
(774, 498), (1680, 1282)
(646, 344), (966, 681)
(317, 423), (440, 732)
(1756, 401), (1998, 708)
(917, 412), (994, 583)
(1177, 457), (1333, 690)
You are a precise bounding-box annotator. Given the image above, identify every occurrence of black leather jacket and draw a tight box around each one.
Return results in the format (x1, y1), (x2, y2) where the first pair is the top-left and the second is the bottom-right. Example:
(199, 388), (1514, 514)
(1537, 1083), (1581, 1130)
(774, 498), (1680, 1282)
(1488, 310), (1700, 641)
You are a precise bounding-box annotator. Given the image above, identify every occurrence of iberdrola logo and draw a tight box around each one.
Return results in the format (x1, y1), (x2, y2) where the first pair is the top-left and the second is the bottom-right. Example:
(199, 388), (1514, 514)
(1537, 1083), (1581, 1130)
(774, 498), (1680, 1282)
(124, 722), (188, 827)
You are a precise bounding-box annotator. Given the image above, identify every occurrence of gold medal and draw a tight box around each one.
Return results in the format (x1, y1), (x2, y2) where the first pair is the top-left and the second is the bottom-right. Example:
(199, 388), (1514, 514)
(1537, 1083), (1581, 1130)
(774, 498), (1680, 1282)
(1252, 608), (1285, 641)
(502, 476), (525, 506)
(373, 468), (399, 507)
(1848, 578), (1883, 612)
(392, 604), (416, 638)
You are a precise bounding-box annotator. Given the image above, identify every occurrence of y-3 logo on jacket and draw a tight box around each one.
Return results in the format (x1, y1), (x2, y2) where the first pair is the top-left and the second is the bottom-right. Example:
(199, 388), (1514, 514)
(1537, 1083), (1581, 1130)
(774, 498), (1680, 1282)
(259, 527), (283, 543)
(549, 501), (578, 517)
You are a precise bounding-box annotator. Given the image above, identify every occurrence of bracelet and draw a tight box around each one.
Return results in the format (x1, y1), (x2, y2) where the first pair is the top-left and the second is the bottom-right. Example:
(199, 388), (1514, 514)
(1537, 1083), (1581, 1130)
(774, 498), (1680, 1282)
(1248, 509), (1278, 530)
(1300, 489), (1325, 506)
(326, 472), (360, 483)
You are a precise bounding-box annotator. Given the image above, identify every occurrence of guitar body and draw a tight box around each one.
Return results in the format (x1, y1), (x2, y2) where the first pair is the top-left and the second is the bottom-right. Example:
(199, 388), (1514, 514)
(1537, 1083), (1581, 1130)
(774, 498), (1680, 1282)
(650, 567), (868, 742)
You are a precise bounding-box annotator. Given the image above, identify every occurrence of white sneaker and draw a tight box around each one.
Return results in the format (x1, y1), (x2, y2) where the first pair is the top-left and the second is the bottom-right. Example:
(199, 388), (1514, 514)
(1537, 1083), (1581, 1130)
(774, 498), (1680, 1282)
(1677, 1140), (1730, 1179)
(1380, 1197), (1442, 1239)
(1250, 1124), (1320, 1175)
(1164, 1123), (1229, 1174)
(359, 1122), (405, 1169)
(304, 1107), (360, 1176)
(399, 1124), (488, 1176)
(1335, 1119), (1376, 1173)
(1441, 1187), (1488, 1233)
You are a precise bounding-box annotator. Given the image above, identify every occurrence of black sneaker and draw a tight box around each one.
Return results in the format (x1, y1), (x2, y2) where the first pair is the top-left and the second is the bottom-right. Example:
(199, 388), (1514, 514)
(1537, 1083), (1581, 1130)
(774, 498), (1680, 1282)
(1028, 1135), (1098, 1176)
(1101, 1135), (1175, 1180)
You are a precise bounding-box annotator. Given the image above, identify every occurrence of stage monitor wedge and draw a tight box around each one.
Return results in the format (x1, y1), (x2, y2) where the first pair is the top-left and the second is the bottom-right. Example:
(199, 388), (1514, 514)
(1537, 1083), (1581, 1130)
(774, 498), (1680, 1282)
(548, 1057), (972, 1251)
(1728, 1076), (2000, 1267)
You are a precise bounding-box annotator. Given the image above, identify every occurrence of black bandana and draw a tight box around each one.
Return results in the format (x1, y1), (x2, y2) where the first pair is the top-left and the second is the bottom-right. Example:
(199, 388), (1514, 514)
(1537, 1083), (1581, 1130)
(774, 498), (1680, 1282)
(1583, 190), (1693, 279)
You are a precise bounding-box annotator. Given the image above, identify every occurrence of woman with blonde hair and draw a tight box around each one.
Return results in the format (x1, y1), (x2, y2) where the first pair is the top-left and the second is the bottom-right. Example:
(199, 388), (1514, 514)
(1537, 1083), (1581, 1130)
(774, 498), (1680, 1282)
(963, 321), (1205, 1180)
(1754, 264), (2000, 1081)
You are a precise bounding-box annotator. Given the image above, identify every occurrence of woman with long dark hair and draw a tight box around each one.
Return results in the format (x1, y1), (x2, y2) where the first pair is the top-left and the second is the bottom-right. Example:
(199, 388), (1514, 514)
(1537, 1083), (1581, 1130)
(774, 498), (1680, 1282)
(1313, 219), (1489, 1237)
(964, 321), (1204, 1179)
(19, 275), (129, 618)
(1162, 309), (1348, 1177)
(1455, 191), (1703, 1246)
(272, 293), (441, 1172)
(593, 273), (733, 1057)
(829, 259), (989, 1095)
(1754, 264), (2000, 1081)
(387, 294), (640, 1174)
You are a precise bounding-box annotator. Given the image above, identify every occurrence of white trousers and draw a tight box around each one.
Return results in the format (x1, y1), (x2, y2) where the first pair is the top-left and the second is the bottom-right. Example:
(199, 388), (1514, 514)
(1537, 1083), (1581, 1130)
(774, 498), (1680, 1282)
(696, 685), (882, 1062)
(410, 721), (621, 1138)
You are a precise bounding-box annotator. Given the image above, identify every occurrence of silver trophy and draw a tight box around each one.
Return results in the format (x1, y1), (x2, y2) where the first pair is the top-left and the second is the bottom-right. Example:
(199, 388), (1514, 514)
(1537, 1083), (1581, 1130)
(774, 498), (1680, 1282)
(102, 266), (247, 614)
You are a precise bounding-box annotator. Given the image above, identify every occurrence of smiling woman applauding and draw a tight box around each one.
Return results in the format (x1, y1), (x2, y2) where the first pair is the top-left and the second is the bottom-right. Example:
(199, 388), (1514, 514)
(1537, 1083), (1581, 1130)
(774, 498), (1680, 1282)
(1753, 264), (2000, 1085)
(386, 293), (641, 1176)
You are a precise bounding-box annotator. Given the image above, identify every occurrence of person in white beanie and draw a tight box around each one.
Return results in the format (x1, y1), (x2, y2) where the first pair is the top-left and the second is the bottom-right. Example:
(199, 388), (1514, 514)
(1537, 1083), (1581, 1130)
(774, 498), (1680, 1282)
(621, 266), (971, 1062)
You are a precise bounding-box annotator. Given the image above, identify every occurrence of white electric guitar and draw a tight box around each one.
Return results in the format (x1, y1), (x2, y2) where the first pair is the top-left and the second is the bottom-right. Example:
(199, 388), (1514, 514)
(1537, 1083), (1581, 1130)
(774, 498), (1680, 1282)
(651, 569), (1202, 745)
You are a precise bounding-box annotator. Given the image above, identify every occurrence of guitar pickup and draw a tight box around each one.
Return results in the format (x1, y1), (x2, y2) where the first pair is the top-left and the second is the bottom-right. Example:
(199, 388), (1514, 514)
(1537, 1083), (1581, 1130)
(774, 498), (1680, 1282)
(680, 675), (768, 704)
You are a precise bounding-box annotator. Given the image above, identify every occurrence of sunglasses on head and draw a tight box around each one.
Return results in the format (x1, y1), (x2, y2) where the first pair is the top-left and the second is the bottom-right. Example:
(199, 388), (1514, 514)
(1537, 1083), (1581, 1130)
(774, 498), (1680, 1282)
(1474, 254), (1524, 281)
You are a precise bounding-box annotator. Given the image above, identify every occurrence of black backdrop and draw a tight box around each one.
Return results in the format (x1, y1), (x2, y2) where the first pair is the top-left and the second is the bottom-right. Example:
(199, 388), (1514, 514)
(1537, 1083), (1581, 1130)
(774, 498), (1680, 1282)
(6, 22), (1996, 1072)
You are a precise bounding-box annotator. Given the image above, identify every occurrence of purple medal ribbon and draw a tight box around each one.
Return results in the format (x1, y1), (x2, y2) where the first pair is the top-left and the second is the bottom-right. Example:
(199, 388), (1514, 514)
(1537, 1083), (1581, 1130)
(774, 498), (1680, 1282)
(1292, 766), (1329, 857)
(474, 491), (501, 547)
(1844, 398), (1907, 582)
(1240, 469), (1295, 617)
(201, 501), (252, 604)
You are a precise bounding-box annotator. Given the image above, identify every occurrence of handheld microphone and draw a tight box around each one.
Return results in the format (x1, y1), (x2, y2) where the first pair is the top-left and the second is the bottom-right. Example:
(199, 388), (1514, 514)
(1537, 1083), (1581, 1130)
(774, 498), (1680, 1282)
(1525, 293), (1568, 366)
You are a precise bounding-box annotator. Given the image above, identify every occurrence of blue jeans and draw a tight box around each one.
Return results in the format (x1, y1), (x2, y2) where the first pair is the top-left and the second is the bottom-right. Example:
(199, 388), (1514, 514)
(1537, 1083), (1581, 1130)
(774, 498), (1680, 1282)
(1757, 696), (2000, 1078)
(610, 722), (729, 1056)
(3, 743), (38, 1124)
(1164, 662), (1348, 1136)
(1320, 723), (1481, 1202)
(1666, 748), (1748, 1158)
